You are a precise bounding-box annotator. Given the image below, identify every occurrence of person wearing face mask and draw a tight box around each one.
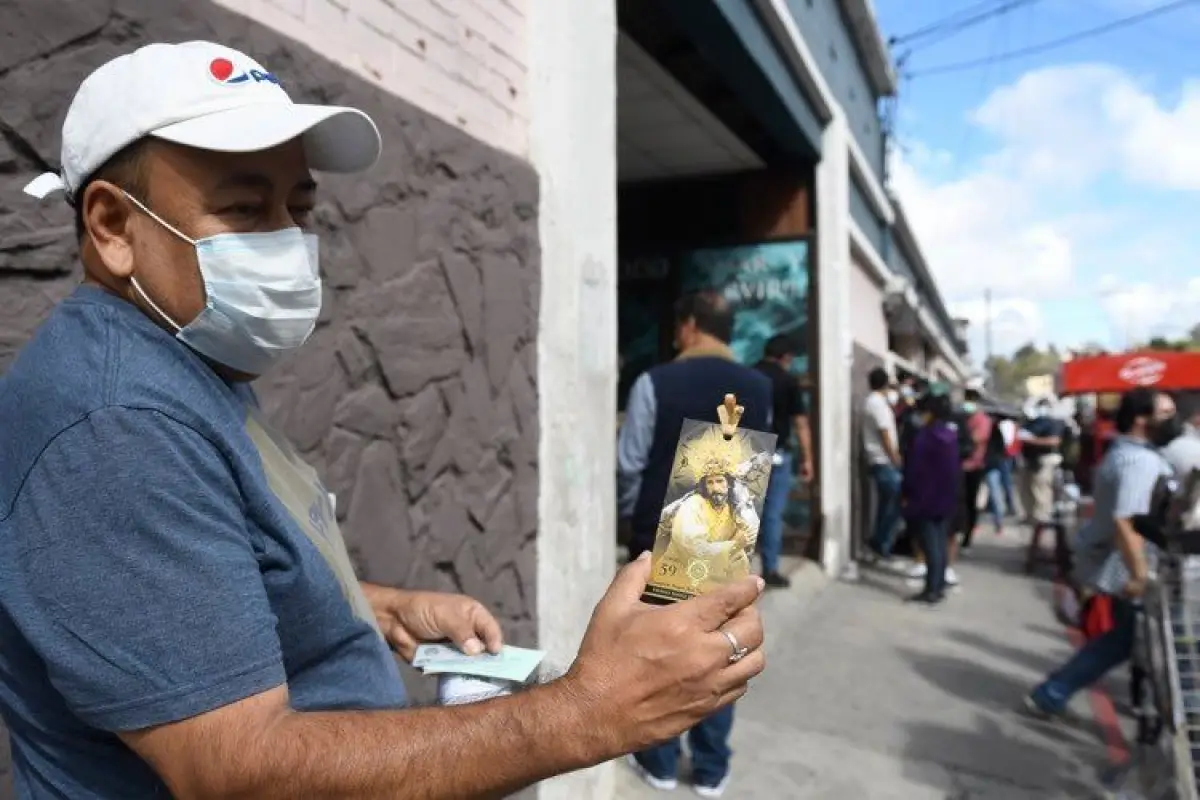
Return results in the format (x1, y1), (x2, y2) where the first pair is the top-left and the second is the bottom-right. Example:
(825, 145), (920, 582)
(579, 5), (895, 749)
(1025, 388), (1175, 719)
(0, 43), (766, 799)
(901, 389), (961, 606)
(958, 388), (993, 550)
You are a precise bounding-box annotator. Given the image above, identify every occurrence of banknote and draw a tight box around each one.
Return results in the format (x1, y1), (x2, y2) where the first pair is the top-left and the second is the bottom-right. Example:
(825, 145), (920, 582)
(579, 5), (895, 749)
(412, 643), (546, 683)
(642, 417), (776, 604)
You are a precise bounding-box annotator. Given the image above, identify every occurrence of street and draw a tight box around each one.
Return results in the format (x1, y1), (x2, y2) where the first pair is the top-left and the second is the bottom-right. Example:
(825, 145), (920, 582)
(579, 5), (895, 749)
(617, 533), (1133, 799)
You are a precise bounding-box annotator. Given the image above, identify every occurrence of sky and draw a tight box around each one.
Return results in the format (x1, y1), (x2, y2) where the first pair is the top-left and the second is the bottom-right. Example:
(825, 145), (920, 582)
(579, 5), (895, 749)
(871, 0), (1200, 360)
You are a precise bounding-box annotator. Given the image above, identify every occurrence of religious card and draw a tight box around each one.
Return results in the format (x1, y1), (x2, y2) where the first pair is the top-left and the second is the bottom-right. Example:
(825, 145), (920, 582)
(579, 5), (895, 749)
(642, 416), (777, 604)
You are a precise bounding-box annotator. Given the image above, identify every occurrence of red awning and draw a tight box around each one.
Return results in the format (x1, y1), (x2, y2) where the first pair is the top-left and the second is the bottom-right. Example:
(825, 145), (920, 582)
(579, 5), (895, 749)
(1059, 352), (1200, 394)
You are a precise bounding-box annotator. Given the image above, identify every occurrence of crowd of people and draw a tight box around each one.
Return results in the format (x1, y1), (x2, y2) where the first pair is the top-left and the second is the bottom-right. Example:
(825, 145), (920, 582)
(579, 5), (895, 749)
(859, 368), (1073, 606)
(861, 363), (1200, 741)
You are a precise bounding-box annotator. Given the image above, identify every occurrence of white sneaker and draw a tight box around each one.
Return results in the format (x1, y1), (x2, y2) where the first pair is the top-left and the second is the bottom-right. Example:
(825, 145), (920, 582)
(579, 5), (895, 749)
(945, 567), (960, 586)
(907, 563), (928, 579)
(626, 755), (677, 791)
(693, 774), (730, 798)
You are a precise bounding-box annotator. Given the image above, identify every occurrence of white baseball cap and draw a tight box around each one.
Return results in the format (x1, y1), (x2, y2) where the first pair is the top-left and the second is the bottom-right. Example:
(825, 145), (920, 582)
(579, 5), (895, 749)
(24, 41), (381, 202)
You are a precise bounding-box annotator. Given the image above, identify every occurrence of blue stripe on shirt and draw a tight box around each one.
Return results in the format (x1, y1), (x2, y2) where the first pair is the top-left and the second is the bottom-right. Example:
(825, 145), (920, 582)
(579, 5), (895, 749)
(617, 373), (656, 518)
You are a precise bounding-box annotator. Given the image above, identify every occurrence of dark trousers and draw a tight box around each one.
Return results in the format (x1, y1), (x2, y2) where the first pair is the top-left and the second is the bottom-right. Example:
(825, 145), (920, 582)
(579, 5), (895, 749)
(635, 704), (735, 786)
(914, 517), (948, 597)
(961, 469), (985, 547)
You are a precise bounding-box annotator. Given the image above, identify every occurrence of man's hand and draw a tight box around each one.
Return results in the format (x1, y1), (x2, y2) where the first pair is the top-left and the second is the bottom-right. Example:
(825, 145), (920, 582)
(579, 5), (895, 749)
(360, 583), (503, 662)
(800, 459), (814, 483)
(562, 554), (766, 755)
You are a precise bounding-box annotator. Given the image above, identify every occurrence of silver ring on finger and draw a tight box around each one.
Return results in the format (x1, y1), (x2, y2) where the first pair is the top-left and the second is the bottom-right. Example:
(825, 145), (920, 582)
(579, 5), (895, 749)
(720, 629), (750, 664)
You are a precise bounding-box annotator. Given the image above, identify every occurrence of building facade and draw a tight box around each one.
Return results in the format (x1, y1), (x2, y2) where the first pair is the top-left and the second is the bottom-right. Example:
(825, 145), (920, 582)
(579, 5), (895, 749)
(0, 0), (964, 796)
(614, 0), (969, 576)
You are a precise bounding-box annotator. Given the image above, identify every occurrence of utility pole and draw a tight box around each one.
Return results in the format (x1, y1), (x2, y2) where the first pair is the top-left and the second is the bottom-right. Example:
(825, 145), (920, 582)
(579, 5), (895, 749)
(984, 288), (993, 389)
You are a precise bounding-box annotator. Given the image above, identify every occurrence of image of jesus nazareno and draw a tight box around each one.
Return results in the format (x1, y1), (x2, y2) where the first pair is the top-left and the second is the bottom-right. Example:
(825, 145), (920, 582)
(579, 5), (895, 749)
(644, 422), (775, 602)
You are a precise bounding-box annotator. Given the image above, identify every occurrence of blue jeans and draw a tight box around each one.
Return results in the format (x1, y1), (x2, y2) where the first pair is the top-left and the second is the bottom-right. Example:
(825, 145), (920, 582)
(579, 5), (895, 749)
(759, 452), (793, 574)
(1000, 457), (1015, 510)
(914, 517), (948, 596)
(635, 705), (735, 786)
(984, 467), (1007, 528)
(868, 464), (903, 557)
(1031, 597), (1136, 712)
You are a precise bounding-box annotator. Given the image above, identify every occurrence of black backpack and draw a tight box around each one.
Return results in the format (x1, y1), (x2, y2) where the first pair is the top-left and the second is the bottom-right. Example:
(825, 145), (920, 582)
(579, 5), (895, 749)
(951, 415), (976, 463)
(984, 420), (1007, 469)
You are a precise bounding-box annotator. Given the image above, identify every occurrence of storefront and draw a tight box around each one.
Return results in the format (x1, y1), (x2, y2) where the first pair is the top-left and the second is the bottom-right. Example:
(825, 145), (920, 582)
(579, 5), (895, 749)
(618, 233), (818, 554)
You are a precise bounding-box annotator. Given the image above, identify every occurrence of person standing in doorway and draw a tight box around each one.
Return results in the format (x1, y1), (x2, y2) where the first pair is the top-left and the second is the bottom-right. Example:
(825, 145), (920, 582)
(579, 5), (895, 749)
(902, 391), (961, 606)
(754, 334), (814, 589)
(959, 388), (994, 550)
(863, 367), (903, 563)
(617, 290), (772, 797)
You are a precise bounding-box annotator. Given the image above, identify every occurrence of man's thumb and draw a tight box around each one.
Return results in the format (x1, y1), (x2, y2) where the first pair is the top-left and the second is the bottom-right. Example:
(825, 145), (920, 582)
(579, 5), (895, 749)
(605, 551), (652, 605)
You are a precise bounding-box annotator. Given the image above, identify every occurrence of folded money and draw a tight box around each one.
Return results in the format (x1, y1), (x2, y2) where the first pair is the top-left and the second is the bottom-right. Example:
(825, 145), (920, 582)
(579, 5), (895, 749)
(437, 674), (516, 706)
(412, 643), (546, 684)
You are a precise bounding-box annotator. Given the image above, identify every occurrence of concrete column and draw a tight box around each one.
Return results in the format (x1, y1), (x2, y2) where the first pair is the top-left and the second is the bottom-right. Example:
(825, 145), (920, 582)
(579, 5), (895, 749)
(815, 113), (853, 575)
(528, 0), (618, 797)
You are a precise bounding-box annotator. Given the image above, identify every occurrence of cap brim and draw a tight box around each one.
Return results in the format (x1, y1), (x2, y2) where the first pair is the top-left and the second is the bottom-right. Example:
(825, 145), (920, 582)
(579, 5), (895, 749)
(150, 103), (381, 173)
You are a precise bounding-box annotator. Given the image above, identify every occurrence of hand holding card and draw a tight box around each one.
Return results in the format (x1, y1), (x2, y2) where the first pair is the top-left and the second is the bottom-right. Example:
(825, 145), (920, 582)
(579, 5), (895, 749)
(641, 394), (777, 604)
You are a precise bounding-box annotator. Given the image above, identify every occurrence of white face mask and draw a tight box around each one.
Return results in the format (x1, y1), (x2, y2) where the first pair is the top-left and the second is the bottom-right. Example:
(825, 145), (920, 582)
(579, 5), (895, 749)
(124, 193), (322, 376)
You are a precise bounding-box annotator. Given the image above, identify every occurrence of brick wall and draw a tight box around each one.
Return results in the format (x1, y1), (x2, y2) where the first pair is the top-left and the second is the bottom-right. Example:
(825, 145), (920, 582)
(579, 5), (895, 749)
(0, 0), (539, 793)
(213, 0), (530, 155)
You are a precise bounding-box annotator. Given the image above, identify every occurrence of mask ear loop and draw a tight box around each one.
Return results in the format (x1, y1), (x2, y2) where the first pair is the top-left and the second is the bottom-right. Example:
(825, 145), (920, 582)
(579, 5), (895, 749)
(122, 191), (197, 333)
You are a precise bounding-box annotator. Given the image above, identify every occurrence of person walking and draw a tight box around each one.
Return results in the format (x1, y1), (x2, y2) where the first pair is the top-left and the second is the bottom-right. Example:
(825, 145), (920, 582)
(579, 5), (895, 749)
(863, 367), (903, 564)
(902, 390), (962, 606)
(618, 290), (773, 797)
(959, 388), (993, 550)
(982, 413), (1013, 534)
(0, 43), (767, 799)
(1026, 388), (1176, 718)
(753, 334), (814, 589)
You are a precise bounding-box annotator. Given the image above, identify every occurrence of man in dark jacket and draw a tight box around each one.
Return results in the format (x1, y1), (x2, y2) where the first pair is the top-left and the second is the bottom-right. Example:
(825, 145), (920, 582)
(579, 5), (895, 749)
(617, 290), (772, 796)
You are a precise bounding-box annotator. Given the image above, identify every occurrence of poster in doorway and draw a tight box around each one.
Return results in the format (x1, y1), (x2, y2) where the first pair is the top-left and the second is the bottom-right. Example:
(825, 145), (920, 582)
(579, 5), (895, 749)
(617, 255), (672, 411)
(678, 239), (812, 533)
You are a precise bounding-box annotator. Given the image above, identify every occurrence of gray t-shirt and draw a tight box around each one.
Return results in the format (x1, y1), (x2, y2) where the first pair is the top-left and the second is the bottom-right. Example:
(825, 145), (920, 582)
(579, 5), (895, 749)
(0, 286), (405, 797)
(1073, 436), (1172, 594)
(862, 391), (898, 466)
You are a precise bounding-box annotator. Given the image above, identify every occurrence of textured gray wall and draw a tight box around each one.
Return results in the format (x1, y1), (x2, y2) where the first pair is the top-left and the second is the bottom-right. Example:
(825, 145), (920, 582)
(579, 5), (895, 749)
(0, 0), (539, 791)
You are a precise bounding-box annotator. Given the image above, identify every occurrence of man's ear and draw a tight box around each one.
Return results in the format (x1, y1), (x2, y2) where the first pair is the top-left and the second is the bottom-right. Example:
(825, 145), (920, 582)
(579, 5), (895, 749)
(81, 180), (135, 279)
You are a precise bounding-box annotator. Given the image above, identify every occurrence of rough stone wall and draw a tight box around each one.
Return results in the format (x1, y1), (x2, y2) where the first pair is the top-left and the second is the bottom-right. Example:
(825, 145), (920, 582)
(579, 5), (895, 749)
(0, 0), (539, 791)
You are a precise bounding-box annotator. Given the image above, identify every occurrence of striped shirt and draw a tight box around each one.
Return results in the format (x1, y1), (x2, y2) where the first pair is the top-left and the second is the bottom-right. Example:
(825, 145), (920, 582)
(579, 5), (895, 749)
(1073, 435), (1172, 594)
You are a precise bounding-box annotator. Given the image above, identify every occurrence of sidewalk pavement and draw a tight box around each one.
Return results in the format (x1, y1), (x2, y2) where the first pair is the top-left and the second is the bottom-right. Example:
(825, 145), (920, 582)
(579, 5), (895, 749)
(616, 531), (1134, 799)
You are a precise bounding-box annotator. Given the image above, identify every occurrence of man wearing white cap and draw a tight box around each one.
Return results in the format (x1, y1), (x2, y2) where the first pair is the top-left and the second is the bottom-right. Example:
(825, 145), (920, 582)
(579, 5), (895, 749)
(0, 42), (765, 798)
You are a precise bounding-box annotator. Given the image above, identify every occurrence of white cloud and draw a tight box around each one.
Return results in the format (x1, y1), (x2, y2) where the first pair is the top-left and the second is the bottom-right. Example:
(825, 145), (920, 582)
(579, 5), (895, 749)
(1100, 278), (1200, 345)
(892, 62), (1200, 357)
(949, 296), (1046, 359)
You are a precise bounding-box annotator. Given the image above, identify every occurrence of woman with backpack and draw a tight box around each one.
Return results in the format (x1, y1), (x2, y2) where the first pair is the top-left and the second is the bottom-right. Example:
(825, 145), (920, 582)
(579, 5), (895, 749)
(983, 412), (1015, 534)
(958, 389), (994, 550)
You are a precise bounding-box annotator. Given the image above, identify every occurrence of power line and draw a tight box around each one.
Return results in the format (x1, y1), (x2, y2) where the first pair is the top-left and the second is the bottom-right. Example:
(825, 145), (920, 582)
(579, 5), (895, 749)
(891, 0), (1039, 48)
(908, 0), (1199, 78)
